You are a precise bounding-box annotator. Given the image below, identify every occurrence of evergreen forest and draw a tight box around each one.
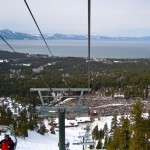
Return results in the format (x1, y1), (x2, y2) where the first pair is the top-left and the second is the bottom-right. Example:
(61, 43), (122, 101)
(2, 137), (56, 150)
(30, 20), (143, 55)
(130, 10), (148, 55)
(92, 99), (150, 150)
(1, 50), (150, 106)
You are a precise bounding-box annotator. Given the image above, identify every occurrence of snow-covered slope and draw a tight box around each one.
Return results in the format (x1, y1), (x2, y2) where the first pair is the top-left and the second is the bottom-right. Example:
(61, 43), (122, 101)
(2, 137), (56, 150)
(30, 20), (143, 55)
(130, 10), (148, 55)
(15, 116), (112, 150)
(16, 131), (58, 150)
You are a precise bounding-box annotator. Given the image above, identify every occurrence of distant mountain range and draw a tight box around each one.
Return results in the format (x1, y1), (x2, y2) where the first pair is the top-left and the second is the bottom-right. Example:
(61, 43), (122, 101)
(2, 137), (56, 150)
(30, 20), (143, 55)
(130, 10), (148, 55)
(1, 29), (150, 41)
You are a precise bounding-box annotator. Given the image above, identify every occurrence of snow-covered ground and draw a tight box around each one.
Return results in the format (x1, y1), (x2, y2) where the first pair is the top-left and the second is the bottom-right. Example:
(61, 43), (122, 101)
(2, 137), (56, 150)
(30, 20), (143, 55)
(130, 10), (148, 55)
(0, 97), (112, 150)
(14, 116), (113, 150)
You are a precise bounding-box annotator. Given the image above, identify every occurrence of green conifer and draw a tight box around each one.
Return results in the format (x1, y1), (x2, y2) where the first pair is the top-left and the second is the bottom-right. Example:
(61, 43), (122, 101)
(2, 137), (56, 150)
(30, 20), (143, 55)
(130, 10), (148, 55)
(119, 117), (131, 150)
(129, 99), (146, 150)
(92, 125), (99, 140)
(96, 139), (102, 149)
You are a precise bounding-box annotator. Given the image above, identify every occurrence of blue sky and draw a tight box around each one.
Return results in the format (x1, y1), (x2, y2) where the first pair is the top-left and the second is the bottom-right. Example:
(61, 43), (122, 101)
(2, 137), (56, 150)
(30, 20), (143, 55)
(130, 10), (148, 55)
(1, 0), (150, 37)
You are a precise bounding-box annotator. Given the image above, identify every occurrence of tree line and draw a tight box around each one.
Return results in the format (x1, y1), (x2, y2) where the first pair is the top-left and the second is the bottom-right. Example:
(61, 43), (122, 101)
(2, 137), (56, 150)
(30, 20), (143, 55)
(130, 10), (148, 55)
(92, 99), (150, 150)
(0, 103), (47, 138)
(1, 50), (150, 104)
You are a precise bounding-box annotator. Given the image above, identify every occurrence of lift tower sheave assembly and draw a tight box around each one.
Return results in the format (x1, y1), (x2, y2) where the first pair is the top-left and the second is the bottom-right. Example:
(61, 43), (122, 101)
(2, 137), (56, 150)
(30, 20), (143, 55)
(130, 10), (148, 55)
(30, 88), (91, 150)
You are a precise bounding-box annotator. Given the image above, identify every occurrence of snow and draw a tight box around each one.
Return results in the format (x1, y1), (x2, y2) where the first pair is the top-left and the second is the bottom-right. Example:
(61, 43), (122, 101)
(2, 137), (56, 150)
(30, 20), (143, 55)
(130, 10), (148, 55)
(94, 103), (124, 108)
(0, 59), (8, 63)
(91, 116), (113, 130)
(22, 64), (31, 66)
(114, 94), (124, 98)
(16, 131), (58, 150)
(13, 116), (112, 150)
(0, 97), (119, 149)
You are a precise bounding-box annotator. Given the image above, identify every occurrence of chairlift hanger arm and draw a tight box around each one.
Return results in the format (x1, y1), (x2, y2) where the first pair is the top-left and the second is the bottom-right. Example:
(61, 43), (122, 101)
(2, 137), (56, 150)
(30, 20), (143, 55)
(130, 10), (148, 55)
(38, 90), (45, 106)
(77, 90), (84, 106)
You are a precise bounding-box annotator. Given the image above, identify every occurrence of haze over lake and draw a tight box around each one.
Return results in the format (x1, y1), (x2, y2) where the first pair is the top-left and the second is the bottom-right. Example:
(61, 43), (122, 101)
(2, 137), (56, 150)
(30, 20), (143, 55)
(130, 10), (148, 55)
(0, 40), (150, 58)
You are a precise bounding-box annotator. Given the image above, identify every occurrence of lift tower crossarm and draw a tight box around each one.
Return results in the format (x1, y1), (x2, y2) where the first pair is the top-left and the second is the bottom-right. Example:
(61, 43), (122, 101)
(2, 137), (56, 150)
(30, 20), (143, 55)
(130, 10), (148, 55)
(30, 88), (91, 92)
(30, 88), (91, 150)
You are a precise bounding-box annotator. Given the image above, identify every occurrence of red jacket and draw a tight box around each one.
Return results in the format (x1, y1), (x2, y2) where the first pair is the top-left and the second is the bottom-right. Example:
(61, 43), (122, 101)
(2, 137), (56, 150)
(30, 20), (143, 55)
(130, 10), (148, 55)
(0, 139), (13, 150)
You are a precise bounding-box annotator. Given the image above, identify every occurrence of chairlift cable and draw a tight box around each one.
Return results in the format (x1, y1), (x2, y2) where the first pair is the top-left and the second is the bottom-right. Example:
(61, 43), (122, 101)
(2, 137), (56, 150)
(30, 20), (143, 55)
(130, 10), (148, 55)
(39, 75), (52, 90)
(40, 76), (50, 88)
(24, 0), (53, 57)
(62, 75), (71, 92)
(0, 35), (16, 52)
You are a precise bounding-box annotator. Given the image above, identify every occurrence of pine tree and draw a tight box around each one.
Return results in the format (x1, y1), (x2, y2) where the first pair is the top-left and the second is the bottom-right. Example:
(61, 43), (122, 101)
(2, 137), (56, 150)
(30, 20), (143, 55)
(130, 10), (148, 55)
(28, 114), (35, 130)
(107, 136), (112, 149)
(16, 109), (28, 138)
(6, 107), (13, 125)
(89, 145), (94, 149)
(28, 113), (38, 131)
(104, 135), (108, 149)
(99, 129), (104, 139)
(103, 122), (109, 137)
(119, 117), (131, 150)
(92, 125), (99, 140)
(107, 127), (120, 150)
(20, 121), (28, 138)
(145, 110), (150, 150)
(106, 115), (119, 150)
(96, 139), (102, 149)
(0, 105), (8, 125)
(12, 119), (17, 133)
(129, 99), (146, 150)
(110, 115), (118, 136)
(145, 87), (148, 99)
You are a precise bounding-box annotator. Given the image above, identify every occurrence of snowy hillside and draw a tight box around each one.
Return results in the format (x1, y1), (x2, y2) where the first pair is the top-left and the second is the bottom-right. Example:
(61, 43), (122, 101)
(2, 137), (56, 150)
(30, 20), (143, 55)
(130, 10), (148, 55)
(0, 97), (112, 150)
(15, 116), (113, 150)
(1, 29), (150, 41)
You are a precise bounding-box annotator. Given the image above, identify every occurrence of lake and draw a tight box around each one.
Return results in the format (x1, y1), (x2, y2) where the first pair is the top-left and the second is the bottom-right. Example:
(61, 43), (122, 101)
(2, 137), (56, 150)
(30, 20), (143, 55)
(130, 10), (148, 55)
(0, 40), (150, 58)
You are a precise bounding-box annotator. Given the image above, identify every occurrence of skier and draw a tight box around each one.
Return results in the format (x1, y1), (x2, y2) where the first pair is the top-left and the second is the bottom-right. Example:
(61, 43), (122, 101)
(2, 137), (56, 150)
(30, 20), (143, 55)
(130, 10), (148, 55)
(0, 134), (14, 150)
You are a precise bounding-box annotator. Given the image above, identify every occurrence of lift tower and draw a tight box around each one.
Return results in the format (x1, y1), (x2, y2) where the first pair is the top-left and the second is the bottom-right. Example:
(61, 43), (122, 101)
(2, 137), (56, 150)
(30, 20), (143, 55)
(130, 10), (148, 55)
(30, 88), (91, 150)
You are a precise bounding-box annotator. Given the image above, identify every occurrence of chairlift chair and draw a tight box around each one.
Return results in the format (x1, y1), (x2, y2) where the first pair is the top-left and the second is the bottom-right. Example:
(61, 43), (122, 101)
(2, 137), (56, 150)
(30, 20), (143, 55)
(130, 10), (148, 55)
(0, 125), (17, 150)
